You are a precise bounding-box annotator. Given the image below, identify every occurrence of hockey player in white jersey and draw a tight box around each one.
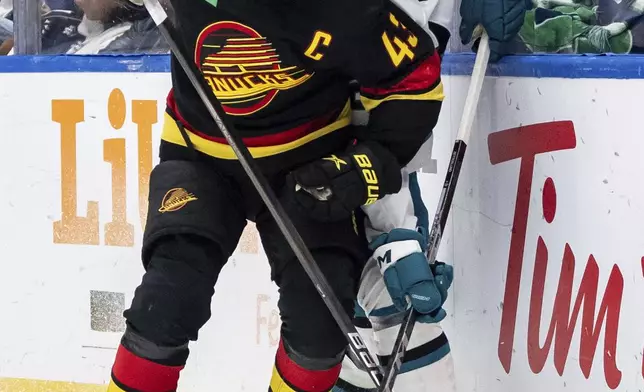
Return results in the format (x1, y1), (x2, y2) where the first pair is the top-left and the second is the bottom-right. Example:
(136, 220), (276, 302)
(334, 140), (457, 392)
(334, 0), (528, 389)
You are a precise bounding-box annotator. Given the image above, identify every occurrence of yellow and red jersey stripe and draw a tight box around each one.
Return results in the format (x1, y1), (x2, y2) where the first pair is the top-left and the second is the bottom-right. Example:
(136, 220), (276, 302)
(359, 52), (444, 112)
(163, 90), (352, 160)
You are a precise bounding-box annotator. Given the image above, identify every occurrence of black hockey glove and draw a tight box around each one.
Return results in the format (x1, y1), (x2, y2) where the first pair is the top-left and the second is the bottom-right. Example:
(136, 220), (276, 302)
(285, 141), (402, 222)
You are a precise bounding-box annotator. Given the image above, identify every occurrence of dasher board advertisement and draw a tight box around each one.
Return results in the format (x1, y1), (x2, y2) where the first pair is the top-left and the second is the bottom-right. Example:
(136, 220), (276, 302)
(0, 54), (642, 391)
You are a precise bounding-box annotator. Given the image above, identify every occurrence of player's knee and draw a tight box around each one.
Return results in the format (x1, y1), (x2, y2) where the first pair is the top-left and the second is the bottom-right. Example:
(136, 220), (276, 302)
(271, 250), (356, 392)
(278, 249), (359, 367)
(123, 233), (224, 362)
(279, 297), (350, 367)
(126, 159), (244, 358)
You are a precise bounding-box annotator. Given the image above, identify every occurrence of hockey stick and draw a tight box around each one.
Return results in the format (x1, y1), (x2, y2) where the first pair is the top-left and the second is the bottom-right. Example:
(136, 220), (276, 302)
(142, 0), (385, 387)
(377, 29), (490, 392)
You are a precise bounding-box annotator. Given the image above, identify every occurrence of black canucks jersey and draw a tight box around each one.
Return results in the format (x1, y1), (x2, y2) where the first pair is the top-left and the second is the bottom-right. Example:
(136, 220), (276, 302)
(162, 0), (444, 172)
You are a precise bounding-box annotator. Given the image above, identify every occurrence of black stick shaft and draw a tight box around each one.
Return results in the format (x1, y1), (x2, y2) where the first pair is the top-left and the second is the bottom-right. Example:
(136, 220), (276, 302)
(377, 30), (490, 392)
(379, 141), (466, 391)
(142, 0), (384, 386)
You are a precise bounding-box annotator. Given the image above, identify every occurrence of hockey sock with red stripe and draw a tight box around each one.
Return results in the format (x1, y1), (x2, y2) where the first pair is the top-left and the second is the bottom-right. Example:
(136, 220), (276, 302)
(108, 344), (184, 392)
(269, 339), (342, 392)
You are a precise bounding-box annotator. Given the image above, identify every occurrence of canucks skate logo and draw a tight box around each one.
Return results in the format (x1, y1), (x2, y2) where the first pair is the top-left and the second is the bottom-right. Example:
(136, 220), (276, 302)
(195, 21), (313, 116)
(159, 188), (198, 213)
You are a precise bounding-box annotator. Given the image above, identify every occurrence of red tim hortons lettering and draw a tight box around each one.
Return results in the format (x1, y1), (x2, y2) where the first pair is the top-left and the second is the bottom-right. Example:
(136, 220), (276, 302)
(488, 121), (625, 389)
(487, 121), (577, 371)
(528, 181), (623, 389)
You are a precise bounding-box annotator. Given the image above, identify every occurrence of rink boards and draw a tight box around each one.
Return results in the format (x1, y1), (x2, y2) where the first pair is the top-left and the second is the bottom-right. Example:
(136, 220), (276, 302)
(0, 54), (643, 391)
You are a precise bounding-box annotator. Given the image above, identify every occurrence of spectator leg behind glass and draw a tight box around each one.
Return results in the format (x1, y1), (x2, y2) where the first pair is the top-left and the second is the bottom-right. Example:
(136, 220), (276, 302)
(0, 16), (12, 55)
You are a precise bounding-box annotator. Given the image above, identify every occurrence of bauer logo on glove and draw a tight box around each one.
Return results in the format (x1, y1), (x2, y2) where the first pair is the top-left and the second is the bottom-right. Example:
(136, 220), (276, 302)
(286, 142), (403, 222)
(353, 153), (380, 205)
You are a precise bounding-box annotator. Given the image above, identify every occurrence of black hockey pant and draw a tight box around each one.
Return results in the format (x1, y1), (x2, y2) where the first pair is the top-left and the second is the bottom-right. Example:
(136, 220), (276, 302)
(111, 145), (369, 390)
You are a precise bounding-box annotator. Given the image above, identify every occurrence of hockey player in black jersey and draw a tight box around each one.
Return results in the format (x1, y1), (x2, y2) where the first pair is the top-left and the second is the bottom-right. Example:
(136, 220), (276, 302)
(107, 0), (527, 390)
